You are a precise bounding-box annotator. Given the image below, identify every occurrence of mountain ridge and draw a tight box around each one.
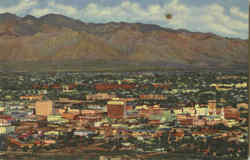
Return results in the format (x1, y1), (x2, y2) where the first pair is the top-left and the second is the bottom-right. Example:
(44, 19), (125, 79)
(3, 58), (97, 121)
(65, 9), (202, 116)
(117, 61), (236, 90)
(0, 13), (248, 71)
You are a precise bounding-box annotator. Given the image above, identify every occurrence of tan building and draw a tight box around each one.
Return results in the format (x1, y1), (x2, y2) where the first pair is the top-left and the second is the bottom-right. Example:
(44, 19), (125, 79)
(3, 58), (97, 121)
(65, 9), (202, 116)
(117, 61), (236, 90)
(35, 100), (54, 116)
(20, 95), (43, 101)
(139, 94), (166, 100)
(86, 93), (116, 101)
(208, 100), (216, 114)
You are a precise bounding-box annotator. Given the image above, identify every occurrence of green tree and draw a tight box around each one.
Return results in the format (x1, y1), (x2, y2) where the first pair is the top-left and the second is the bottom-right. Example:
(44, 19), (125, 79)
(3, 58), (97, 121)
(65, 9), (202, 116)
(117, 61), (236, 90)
(22, 146), (29, 152)
(31, 144), (39, 154)
(160, 132), (169, 151)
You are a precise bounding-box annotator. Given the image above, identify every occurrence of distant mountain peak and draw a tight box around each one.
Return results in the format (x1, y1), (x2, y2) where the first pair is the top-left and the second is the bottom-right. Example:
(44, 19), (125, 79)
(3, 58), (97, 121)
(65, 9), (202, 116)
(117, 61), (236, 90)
(0, 12), (17, 17)
(0, 12), (20, 21)
(40, 13), (73, 20)
(23, 15), (37, 20)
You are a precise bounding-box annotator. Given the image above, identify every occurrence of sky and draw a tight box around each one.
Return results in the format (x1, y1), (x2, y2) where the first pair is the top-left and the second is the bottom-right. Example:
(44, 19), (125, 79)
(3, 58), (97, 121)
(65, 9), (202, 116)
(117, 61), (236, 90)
(0, 0), (248, 39)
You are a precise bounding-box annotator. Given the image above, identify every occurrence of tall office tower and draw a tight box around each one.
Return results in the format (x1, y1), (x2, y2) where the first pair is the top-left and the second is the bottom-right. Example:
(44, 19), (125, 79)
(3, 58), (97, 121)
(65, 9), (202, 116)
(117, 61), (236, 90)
(35, 100), (54, 116)
(107, 98), (126, 119)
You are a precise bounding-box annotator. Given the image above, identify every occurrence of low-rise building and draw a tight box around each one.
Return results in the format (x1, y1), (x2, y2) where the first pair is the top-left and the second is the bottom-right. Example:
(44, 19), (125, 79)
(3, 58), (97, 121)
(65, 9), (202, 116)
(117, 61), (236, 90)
(44, 130), (62, 136)
(0, 107), (4, 113)
(86, 93), (116, 101)
(47, 115), (69, 124)
(224, 107), (240, 120)
(139, 94), (166, 100)
(61, 112), (78, 120)
(237, 103), (248, 110)
(193, 119), (206, 126)
(0, 126), (15, 135)
(235, 82), (247, 88)
(0, 119), (11, 127)
(73, 130), (96, 137)
(225, 120), (239, 127)
(20, 95), (43, 101)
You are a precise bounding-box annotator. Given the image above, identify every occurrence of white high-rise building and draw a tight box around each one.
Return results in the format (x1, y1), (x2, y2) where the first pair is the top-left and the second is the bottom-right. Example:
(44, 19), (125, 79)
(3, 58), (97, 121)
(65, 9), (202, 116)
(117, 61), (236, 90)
(221, 107), (225, 119)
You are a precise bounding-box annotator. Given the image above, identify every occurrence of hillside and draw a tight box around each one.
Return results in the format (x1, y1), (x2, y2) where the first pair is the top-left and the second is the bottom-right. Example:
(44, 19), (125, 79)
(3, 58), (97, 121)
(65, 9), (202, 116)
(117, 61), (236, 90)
(0, 13), (248, 72)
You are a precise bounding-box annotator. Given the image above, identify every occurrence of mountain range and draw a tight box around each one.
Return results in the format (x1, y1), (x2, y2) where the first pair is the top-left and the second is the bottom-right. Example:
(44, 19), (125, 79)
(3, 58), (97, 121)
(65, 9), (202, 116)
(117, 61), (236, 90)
(0, 13), (248, 72)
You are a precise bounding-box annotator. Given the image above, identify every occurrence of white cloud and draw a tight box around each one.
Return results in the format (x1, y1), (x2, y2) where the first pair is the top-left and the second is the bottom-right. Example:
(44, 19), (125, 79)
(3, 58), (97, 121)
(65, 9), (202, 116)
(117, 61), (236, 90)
(30, 8), (56, 17)
(82, 0), (188, 24)
(230, 7), (248, 19)
(208, 23), (239, 35)
(200, 4), (248, 34)
(83, 1), (148, 22)
(80, 0), (247, 38)
(27, 0), (248, 39)
(48, 2), (77, 16)
(31, 1), (77, 17)
(0, 0), (38, 14)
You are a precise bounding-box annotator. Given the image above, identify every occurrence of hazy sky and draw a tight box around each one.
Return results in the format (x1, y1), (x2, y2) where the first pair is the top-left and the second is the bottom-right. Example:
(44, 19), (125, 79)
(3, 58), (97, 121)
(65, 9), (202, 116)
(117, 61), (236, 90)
(0, 0), (248, 39)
